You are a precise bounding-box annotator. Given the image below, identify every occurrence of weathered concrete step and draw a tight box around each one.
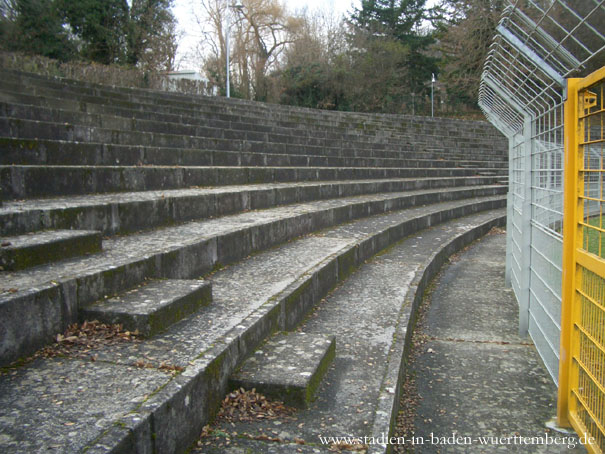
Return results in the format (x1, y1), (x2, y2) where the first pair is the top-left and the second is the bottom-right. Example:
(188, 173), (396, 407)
(0, 135), (507, 169)
(0, 164), (507, 200)
(0, 116), (506, 165)
(0, 95), (507, 157)
(81, 279), (212, 337)
(0, 197), (504, 453)
(0, 70), (507, 144)
(80, 205), (505, 453)
(0, 187), (505, 366)
(0, 136), (508, 168)
(0, 229), (101, 271)
(0, 103), (382, 152)
(0, 70), (507, 148)
(230, 333), (336, 408)
(0, 94), (419, 152)
(196, 212), (508, 454)
(1, 71), (507, 153)
(0, 176), (504, 236)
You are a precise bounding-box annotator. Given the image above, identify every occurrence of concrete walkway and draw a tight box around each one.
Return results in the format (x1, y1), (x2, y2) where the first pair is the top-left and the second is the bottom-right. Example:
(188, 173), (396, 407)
(397, 231), (585, 453)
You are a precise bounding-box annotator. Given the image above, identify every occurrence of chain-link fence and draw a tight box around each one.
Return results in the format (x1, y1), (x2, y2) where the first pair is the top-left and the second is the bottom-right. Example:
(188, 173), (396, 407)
(478, 0), (605, 385)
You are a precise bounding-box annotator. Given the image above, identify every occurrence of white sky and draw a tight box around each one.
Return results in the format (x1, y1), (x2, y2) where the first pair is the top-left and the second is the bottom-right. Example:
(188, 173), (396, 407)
(172, 0), (360, 70)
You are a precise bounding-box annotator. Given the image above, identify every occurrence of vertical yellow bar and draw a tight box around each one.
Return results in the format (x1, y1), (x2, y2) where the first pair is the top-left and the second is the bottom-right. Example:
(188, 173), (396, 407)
(558, 77), (580, 426)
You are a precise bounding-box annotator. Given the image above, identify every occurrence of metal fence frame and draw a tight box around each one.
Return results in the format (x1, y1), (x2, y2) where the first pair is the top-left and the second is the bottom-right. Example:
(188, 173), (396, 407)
(479, 0), (605, 386)
(559, 69), (605, 453)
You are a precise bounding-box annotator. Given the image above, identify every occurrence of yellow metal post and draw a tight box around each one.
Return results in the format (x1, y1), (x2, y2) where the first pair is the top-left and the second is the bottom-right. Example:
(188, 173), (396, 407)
(558, 77), (580, 427)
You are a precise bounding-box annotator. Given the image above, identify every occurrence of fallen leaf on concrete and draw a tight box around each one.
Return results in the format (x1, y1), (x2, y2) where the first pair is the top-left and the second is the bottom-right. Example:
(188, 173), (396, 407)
(329, 441), (368, 452)
(214, 388), (296, 423)
(7, 320), (140, 367)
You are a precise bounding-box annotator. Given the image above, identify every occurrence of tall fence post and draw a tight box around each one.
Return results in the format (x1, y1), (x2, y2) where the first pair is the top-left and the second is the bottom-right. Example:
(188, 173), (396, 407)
(505, 138), (514, 287)
(518, 116), (534, 337)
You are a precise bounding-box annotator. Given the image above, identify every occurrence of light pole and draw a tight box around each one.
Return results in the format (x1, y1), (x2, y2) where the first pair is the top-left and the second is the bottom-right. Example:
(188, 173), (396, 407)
(412, 92), (415, 116)
(431, 73), (435, 118)
(225, 3), (243, 98)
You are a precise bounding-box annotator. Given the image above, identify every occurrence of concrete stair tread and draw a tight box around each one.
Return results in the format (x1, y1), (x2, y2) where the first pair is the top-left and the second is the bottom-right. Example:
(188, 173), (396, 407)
(197, 213), (508, 452)
(0, 68), (510, 453)
(0, 97), (508, 154)
(4, 163), (507, 171)
(0, 188), (505, 293)
(0, 71), (506, 144)
(0, 229), (102, 271)
(71, 199), (506, 369)
(230, 332), (336, 408)
(0, 115), (507, 163)
(81, 279), (212, 337)
(0, 192), (504, 369)
(0, 136), (508, 167)
(0, 176), (505, 236)
(0, 97), (398, 148)
(0, 206), (505, 453)
(0, 75), (507, 142)
(0, 122), (508, 172)
(0, 177), (502, 209)
(1, 164), (508, 199)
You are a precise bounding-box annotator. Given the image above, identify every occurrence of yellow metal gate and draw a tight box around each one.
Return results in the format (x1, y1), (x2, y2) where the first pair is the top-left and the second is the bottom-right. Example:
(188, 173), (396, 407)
(559, 66), (605, 453)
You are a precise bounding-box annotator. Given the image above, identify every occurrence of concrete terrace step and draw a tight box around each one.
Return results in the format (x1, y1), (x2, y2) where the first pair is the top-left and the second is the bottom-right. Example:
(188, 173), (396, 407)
(0, 115), (506, 166)
(0, 229), (102, 271)
(0, 89), (507, 156)
(0, 136), (507, 169)
(229, 332), (336, 408)
(197, 212), (507, 454)
(0, 67), (513, 454)
(0, 187), (505, 366)
(0, 75), (507, 159)
(0, 70), (507, 145)
(81, 279), (212, 337)
(0, 164), (508, 200)
(0, 200), (505, 453)
(0, 177), (504, 236)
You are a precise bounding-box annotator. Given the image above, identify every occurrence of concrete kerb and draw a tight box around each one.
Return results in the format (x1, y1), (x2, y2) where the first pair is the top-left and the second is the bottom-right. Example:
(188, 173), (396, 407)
(85, 201), (505, 453)
(367, 215), (507, 454)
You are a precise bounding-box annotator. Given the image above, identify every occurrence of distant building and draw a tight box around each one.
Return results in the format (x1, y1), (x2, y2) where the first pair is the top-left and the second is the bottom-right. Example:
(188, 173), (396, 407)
(164, 70), (206, 82)
(162, 70), (217, 95)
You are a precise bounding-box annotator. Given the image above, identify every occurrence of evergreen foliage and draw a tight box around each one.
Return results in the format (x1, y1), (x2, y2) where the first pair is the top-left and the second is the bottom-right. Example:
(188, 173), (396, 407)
(0, 0), (177, 69)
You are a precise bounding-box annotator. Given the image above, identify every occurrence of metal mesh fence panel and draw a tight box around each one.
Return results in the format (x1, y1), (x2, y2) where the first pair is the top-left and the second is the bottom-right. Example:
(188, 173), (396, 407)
(478, 0), (605, 385)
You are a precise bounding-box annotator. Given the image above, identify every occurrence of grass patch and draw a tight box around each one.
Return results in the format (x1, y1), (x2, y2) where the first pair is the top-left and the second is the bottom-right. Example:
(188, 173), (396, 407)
(584, 215), (605, 258)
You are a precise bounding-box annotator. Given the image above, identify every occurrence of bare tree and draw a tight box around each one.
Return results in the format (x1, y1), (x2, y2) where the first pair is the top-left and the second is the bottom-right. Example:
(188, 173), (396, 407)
(196, 0), (301, 100)
(436, 0), (504, 106)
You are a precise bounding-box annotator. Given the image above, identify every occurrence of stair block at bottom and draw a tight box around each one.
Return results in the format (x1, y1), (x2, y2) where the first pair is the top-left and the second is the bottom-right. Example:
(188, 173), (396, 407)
(230, 332), (336, 408)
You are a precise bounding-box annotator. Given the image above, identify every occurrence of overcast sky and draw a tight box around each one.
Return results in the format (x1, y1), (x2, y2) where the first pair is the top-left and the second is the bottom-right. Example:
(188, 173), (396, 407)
(172, 0), (361, 69)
